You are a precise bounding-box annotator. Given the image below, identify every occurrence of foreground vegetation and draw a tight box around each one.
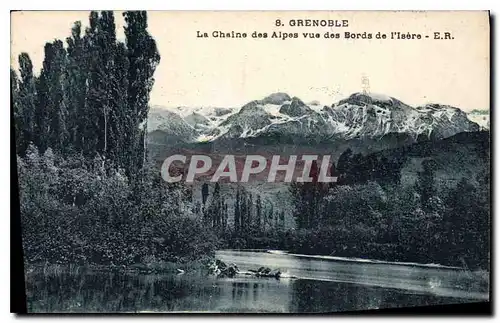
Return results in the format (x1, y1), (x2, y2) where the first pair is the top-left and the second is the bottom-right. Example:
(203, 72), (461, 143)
(18, 147), (220, 267)
(13, 11), (222, 270)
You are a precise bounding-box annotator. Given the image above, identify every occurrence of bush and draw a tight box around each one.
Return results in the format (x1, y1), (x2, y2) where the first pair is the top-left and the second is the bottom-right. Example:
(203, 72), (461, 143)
(17, 146), (220, 266)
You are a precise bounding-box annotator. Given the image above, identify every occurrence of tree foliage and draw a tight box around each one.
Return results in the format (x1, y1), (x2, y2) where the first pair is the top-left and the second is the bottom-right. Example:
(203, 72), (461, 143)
(12, 11), (160, 178)
(286, 156), (490, 269)
(12, 11), (221, 267)
(18, 148), (219, 265)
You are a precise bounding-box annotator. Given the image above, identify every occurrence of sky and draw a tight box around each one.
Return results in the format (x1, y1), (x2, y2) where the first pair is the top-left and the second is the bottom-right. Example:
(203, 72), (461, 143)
(11, 11), (490, 111)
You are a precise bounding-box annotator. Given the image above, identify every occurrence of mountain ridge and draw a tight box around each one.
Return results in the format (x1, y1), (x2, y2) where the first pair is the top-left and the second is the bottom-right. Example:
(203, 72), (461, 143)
(148, 92), (482, 144)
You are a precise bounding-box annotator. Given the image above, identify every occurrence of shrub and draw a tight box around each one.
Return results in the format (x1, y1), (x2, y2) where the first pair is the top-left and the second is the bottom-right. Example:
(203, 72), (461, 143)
(17, 148), (220, 266)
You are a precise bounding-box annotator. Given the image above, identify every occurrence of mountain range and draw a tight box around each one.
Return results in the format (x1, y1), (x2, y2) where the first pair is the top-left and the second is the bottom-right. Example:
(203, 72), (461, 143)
(147, 92), (483, 146)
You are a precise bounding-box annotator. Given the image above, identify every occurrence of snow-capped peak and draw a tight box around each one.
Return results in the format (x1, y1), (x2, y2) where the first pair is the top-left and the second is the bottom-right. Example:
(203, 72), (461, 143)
(148, 93), (482, 144)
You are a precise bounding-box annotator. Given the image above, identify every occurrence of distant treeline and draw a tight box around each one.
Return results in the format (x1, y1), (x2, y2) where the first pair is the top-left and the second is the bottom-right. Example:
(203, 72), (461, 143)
(197, 182), (286, 248)
(469, 109), (489, 115)
(288, 146), (490, 269)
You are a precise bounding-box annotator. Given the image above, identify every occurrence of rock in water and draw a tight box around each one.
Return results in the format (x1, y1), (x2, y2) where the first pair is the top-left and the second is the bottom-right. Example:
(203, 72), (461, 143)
(217, 264), (239, 278)
(216, 259), (227, 270)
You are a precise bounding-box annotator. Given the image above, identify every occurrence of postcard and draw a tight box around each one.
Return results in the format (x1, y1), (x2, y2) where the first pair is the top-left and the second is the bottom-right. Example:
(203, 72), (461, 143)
(11, 10), (490, 313)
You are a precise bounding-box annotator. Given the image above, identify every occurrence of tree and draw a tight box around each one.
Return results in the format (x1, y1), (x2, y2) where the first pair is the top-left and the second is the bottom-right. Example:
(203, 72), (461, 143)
(336, 148), (353, 184)
(66, 21), (86, 153)
(240, 190), (247, 233)
(234, 187), (241, 232)
(11, 68), (21, 153)
(123, 11), (161, 176)
(81, 11), (106, 159)
(81, 11), (118, 161)
(290, 160), (327, 229)
(265, 202), (274, 231)
(16, 10), (160, 179)
(279, 210), (285, 228)
(444, 177), (490, 268)
(35, 41), (69, 153)
(207, 183), (224, 230)
(201, 183), (209, 207)
(255, 194), (262, 232)
(222, 201), (228, 233)
(108, 41), (130, 168)
(73, 11), (133, 171)
(96, 11), (117, 161)
(416, 159), (438, 211)
(16, 53), (37, 155)
(246, 193), (253, 230)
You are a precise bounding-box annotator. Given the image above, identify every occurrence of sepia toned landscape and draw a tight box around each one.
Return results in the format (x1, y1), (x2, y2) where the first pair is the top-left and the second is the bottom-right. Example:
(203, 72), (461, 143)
(12, 11), (490, 313)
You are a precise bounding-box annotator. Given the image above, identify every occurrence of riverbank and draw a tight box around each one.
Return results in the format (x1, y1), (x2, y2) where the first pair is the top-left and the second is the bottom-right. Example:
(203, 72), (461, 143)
(24, 257), (213, 277)
(225, 232), (490, 271)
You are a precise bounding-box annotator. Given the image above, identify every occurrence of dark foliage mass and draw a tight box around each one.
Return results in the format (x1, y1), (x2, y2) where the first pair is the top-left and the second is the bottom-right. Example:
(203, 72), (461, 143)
(286, 139), (490, 269)
(12, 10), (160, 178)
(13, 11), (219, 267)
(18, 146), (219, 266)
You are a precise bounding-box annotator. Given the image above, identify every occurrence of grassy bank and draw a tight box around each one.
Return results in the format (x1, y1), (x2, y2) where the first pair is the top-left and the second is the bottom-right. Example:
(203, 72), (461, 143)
(25, 257), (213, 277)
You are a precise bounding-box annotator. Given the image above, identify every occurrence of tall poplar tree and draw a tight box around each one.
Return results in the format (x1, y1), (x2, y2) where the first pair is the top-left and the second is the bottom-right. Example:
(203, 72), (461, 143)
(66, 21), (86, 153)
(256, 194), (262, 232)
(82, 11), (102, 157)
(35, 41), (68, 153)
(15, 10), (160, 177)
(123, 11), (160, 176)
(16, 53), (37, 155)
(11, 68), (21, 153)
(109, 41), (130, 168)
(234, 188), (241, 232)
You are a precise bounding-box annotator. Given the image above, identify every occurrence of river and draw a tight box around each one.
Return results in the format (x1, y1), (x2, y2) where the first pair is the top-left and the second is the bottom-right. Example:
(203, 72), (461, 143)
(25, 250), (489, 313)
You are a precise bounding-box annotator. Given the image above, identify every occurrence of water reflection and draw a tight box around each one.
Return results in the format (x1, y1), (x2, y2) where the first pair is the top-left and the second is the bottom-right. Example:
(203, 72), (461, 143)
(217, 250), (489, 300)
(25, 250), (488, 313)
